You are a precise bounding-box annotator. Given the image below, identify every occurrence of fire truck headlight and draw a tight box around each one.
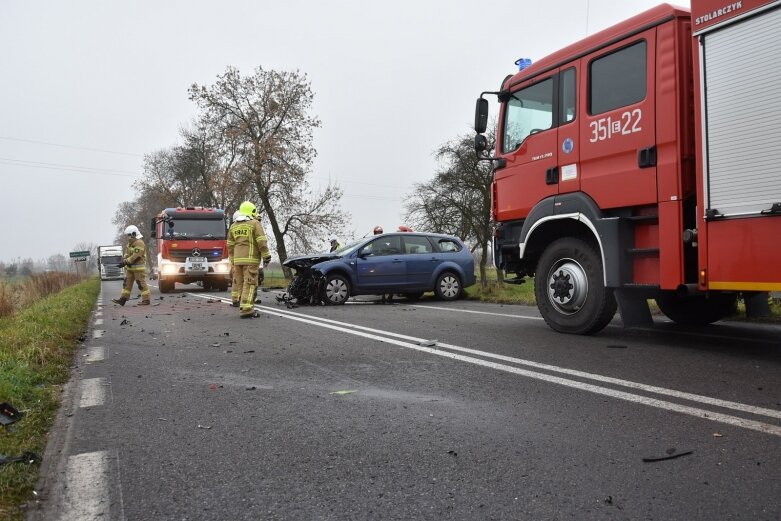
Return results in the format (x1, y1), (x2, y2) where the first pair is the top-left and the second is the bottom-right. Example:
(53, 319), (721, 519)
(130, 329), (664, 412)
(162, 264), (178, 275)
(214, 263), (230, 273)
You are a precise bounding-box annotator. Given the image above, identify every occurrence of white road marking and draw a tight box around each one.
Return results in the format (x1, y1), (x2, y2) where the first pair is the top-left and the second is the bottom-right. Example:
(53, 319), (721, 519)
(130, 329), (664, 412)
(412, 303), (544, 320)
(86, 346), (105, 363)
(62, 451), (111, 521)
(80, 378), (107, 408)
(94, 318), (103, 326)
(190, 293), (781, 436)
(93, 330), (105, 339)
(95, 311), (103, 317)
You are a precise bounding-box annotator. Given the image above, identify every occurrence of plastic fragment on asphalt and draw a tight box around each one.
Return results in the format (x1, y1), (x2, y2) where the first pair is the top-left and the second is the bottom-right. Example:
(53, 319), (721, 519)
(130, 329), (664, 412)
(642, 449), (694, 462)
(197, 424), (212, 429)
(606, 345), (628, 349)
(330, 390), (357, 395)
(419, 339), (438, 347)
(713, 433), (723, 437)
(211, 343), (220, 347)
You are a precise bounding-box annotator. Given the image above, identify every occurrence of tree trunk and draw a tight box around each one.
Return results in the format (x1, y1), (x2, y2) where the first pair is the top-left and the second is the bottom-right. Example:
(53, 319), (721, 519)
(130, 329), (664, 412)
(479, 240), (489, 290)
(257, 192), (292, 278)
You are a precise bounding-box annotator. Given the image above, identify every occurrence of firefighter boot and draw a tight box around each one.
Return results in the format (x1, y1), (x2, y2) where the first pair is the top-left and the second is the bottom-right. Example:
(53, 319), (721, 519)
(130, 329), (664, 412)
(137, 299), (150, 306)
(112, 297), (127, 306)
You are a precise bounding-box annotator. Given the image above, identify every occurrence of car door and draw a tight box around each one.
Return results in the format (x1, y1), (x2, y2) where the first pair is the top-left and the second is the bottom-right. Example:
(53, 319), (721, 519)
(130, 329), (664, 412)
(355, 235), (406, 292)
(400, 235), (439, 288)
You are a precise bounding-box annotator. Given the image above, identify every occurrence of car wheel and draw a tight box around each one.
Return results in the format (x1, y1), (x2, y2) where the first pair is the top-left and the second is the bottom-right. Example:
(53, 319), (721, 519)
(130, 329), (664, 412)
(434, 272), (461, 301)
(322, 274), (350, 305)
(534, 237), (616, 335)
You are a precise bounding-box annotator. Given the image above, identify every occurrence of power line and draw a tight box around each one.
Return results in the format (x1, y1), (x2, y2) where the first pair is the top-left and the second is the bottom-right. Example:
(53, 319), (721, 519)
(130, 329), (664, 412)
(0, 158), (141, 178)
(0, 136), (144, 157)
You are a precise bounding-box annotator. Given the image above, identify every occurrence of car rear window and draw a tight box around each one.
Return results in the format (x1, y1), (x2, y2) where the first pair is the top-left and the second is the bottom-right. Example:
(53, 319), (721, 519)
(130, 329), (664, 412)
(436, 239), (462, 253)
(403, 236), (435, 254)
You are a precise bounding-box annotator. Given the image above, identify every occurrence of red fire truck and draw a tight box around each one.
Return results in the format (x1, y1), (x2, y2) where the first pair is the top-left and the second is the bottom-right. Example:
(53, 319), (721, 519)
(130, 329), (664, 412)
(474, 1), (781, 334)
(150, 207), (231, 293)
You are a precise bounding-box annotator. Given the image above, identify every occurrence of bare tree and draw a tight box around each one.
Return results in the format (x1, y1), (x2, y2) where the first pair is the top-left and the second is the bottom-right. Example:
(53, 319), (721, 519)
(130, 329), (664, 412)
(189, 66), (349, 275)
(405, 126), (498, 288)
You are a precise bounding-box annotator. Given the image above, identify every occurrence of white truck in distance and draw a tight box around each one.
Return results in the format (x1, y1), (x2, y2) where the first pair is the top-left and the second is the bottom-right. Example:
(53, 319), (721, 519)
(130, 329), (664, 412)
(98, 245), (125, 281)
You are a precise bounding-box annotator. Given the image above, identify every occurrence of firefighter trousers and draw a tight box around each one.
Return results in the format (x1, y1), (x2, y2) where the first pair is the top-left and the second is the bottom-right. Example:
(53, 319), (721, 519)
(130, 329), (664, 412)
(235, 264), (259, 316)
(121, 269), (150, 302)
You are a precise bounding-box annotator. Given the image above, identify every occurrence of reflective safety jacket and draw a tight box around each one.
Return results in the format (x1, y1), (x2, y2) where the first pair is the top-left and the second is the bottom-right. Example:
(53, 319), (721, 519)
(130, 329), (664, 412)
(228, 219), (272, 266)
(124, 238), (147, 272)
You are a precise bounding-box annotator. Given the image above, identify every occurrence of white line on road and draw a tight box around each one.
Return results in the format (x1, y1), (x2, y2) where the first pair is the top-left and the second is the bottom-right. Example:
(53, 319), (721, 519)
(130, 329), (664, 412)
(190, 293), (781, 436)
(94, 318), (103, 326)
(80, 378), (107, 408)
(93, 330), (105, 339)
(95, 311), (103, 317)
(412, 304), (544, 320)
(86, 346), (105, 363)
(62, 451), (111, 521)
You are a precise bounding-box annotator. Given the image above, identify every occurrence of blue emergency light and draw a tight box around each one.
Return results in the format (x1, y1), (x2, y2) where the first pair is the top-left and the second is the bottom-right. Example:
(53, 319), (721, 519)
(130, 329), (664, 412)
(515, 58), (532, 71)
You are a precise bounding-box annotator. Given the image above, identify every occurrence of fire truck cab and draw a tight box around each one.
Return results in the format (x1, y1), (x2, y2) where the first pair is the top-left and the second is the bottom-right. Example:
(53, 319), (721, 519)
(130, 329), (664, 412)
(151, 207), (231, 293)
(475, 1), (781, 334)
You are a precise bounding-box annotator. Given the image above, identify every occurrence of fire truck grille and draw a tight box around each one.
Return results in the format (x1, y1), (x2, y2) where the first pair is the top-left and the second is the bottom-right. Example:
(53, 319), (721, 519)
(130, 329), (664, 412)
(168, 248), (223, 262)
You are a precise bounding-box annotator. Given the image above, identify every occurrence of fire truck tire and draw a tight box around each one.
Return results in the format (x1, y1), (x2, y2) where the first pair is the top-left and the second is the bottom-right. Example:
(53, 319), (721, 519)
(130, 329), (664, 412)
(535, 237), (617, 335)
(655, 292), (737, 325)
(159, 280), (174, 293)
(322, 274), (350, 305)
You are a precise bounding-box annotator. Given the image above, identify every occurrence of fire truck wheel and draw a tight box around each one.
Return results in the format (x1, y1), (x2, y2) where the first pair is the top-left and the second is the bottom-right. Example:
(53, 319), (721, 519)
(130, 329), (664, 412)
(535, 237), (617, 335)
(655, 292), (737, 325)
(159, 280), (174, 293)
(322, 274), (350, 305)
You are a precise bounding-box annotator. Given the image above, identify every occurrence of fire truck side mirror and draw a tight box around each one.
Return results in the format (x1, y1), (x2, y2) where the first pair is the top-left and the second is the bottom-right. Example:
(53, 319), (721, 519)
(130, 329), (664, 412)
(149, 218), (157, 239)
(475, 98), (489, 134)
(474, 134), (488, 153)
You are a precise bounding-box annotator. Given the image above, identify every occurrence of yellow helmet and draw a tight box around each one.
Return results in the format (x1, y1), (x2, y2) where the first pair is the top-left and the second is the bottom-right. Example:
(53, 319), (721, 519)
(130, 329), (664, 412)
(239, 201), (258, 218)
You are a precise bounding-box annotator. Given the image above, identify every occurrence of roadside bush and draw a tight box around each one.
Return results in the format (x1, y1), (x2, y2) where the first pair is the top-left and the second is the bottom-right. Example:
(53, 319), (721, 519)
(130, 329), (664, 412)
(0, 272), (85, 317)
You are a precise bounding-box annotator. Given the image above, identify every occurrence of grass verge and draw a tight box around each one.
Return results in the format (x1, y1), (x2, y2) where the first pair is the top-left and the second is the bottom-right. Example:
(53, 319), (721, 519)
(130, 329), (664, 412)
(0, 277), (100, 520)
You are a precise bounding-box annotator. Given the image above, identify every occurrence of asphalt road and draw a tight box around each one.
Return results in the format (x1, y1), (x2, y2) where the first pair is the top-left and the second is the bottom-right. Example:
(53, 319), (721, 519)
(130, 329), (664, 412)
(30, 280), (781, 520)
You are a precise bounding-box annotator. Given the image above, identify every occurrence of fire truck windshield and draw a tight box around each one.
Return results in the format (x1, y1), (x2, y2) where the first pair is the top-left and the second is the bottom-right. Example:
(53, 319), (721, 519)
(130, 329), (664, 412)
(165, 219), (226, 239)
(101, 255), (123, 264)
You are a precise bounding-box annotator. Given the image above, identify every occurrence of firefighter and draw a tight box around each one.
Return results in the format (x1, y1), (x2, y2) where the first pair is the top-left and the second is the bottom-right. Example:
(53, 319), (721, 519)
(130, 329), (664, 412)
(329, 235), (341, 252)
(229, 210), (242, 307)
(228, 201), (271, 318)
(373, 225), (383, 235)
(112, 225), (151, 306)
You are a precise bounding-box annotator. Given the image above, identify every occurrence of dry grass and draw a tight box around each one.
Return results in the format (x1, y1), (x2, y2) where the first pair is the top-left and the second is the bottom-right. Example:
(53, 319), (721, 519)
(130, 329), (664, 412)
(0, 272), (84, 318)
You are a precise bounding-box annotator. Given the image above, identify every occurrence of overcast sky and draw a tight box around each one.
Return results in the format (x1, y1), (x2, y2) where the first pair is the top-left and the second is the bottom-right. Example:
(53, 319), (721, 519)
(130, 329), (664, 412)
(0, 0), (690, 263)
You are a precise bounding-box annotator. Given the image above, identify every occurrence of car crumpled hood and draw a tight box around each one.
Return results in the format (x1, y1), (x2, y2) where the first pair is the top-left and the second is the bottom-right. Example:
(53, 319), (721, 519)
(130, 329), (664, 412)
(283, 253), (340, 270)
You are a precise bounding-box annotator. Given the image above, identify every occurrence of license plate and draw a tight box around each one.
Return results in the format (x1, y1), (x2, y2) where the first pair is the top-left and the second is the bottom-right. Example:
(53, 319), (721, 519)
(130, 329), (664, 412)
(186, 257), (206, 271)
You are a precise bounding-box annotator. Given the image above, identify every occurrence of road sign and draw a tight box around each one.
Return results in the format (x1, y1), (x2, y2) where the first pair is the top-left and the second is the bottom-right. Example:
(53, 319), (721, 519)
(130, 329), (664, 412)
(73, 258), (88, 262)
(69, 251), (90, 258)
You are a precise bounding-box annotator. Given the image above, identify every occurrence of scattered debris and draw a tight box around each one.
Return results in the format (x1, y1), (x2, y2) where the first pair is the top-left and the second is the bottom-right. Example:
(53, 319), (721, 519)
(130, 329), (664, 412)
(120, 319), (129, 326)
(604, 496), (613, 505)
(713, 433), (723, 437)
(207, 299), (220, 303)
(158, 418), (167, 421)
(0, 403), (23, 426)
(642, 449), (694, 462)
(447, 450), (458, 457)
(197, 424), (212, 429)
(211, 343), (221, 347)
(222, 332), (230, 336)
(243, 350), (255, 354)
(246, 386), (257, 391)
(606, 345), (628, 349)
(0, 451), (40, 466)
(419, 339), (438, 347)
(209, 384), (217, 391)
(330, 390), (357, 395)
